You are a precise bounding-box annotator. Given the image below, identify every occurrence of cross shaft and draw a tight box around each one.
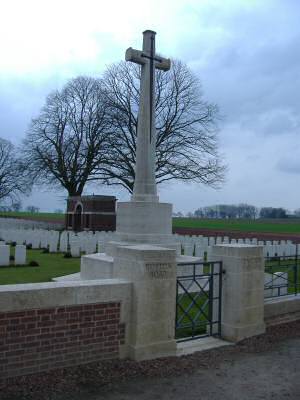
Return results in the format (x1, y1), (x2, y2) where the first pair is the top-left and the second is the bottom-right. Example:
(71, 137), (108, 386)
(125, 30), (170, 202)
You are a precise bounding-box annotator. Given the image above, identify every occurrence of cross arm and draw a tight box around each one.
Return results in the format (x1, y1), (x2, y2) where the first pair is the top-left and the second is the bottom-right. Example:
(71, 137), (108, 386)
(125, 47), (146, 65)
(155, 57), (171, 71)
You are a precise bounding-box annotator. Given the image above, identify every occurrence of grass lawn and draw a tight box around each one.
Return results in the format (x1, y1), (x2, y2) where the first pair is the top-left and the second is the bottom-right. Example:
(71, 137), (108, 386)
(0, 249), (80, 285)
(173, 217), (300, 234)
(0, 211), (64, 222)
(176, 291), (210, 339)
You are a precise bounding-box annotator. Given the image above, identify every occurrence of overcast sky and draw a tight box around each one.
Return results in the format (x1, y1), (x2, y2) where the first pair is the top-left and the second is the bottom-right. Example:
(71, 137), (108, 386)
(0, 0), (299, 213)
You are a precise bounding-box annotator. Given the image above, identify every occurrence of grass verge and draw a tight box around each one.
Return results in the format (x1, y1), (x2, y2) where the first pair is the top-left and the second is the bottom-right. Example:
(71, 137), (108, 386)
(0, 249), (80, 285)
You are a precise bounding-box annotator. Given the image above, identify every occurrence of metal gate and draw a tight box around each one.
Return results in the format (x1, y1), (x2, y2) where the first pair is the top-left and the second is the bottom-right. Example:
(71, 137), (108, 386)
(264, 254), (300, 298)
(175, 261), (223, 342)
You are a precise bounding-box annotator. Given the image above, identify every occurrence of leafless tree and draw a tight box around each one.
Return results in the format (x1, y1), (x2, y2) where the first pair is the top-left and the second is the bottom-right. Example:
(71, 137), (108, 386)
(23, 76), (111, 196)
(99, 59), (226, 192)
(23, 62), (225, 196)
(0, 138), (29, 203)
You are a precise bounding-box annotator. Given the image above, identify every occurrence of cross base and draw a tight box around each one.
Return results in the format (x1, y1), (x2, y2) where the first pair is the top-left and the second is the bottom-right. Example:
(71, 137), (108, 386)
(131, 193), (159, 202)
(116, 201), (173, 245)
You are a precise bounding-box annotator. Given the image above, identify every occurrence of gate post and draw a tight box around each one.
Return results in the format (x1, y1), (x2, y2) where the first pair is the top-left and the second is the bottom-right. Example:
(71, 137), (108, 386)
(113, 244), (177, 360)
(211, 244), (266, 342)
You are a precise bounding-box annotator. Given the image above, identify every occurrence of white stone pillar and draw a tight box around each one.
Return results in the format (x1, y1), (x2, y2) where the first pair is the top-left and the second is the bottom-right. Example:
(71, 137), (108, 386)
(15, 245), (26, 265)
(113, 244), (177, 361)
(211, 244), (266, 342)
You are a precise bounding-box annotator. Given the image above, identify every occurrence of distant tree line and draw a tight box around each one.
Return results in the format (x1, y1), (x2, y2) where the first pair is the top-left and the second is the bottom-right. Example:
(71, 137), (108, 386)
(194, 204), (258, 219)
(0, 202), (41, 213)
(259, 207), (287, 219)
(193, 204), (291, 219)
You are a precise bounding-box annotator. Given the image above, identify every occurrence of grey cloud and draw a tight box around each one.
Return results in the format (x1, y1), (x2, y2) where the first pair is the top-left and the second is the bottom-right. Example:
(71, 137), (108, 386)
(277, 157), (300, 174)
(2, 0), (300, 212)
(239, 108), (300, 137)
(0, 77), (64, 142)
(179, 2), (300, 141)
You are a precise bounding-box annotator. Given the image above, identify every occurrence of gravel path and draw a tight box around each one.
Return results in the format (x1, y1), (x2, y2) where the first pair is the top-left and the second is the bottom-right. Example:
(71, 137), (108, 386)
(1, 320), (299, 400)
(91, 337), (300, 400)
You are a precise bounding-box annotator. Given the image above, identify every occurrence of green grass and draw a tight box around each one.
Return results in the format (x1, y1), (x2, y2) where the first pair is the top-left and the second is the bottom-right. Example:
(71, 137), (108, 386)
(175, 291), (211, 339)
(0, 249), (80, 285)
(173, 217), (300, 234)
(0, 211), (64, 222)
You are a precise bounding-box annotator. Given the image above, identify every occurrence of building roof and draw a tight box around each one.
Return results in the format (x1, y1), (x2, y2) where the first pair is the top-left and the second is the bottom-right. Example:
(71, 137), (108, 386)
(68, 195), (116, 201)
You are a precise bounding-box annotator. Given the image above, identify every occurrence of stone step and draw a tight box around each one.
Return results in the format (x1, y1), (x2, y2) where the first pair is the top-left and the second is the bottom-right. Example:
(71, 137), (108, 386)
(176, 337), (233, 356)
(52, 273), (81, 282)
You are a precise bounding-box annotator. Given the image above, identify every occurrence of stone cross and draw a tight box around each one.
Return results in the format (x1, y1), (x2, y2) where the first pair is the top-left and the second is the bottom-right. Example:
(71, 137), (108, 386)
(126, 30), (170, 202)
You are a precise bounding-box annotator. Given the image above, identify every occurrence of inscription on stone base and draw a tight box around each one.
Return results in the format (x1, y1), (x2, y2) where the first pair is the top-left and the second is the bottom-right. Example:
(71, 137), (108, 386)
(145, 263), (173, 279)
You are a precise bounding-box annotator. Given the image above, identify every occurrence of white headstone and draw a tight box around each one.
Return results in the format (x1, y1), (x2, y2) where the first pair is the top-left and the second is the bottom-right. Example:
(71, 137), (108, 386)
(49, 238), (58, 253)
(183, 244), (194, 256)
(0, 245), (10, 266)
(70, 241), (80, 257)
(15, 245), (26, 265)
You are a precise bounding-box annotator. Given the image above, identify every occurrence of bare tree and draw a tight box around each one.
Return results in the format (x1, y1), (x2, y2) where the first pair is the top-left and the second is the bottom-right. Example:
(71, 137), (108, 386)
(23, 62), (225, 195)
(0, 138), (29, 203)
(23, 76), (111, 196)
(99, 60), (226, 192)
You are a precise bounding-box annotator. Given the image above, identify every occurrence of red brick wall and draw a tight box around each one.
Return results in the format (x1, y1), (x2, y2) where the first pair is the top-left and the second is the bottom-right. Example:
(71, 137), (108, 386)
(0, 302), (125, 384)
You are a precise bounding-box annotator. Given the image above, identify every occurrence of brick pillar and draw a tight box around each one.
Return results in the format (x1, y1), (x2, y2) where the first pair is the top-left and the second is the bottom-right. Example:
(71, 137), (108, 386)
(211, 244), (266, 342)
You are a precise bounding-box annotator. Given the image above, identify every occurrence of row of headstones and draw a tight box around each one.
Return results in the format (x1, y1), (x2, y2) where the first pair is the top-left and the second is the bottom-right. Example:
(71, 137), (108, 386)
(0, 229), (60, 252)
(0, 228), (116, 258)
(0, 227), (298, 259)
(67, 231), (116, 257)
(0, 228), (114, 265)
(176, 235), (298, 258)
(59, 232), (299, 258)
(0, 217), (62, 230)
(176, 234), (295, 246)
(0, 243), (26, 266)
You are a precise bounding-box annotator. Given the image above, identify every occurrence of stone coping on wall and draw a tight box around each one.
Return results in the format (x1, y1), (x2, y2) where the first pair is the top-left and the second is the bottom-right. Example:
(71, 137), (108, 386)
(0, 279), (132, 313)
(264, 294), (300, 319)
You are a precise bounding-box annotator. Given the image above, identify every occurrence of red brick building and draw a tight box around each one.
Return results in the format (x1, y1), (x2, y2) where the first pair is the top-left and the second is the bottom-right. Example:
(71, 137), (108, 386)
(65, 195), (116, 231)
